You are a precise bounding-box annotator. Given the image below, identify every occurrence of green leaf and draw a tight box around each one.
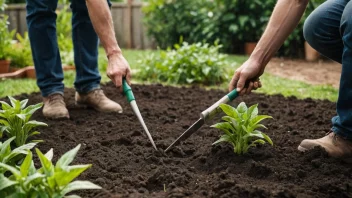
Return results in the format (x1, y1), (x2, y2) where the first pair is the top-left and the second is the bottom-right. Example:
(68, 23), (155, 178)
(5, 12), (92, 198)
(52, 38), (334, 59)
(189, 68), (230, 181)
(262, 132), (273, 146)
(249, 139), (266, 148)
(0, 173), (18, 190)
(0, 136), (15, 159)
(45, 148), (54, 161)
(61, 181), (101, 196)
(23, 103), (43, 115)
(219, 104), (237, 117)
(20, 99), (29, 109)
(55, 164), (92, 186)
(247, 104), (258, 119)
(250, 115), (272, 126)
(237, 102), (247, 113)
(20, 151), (32, 177)
(35, 148), (54, 176)
(4, 143), (37, 162)
(0, 101), (11, 110)
(0, 163), (21, 178)
(212, 134), (232, 145)
(29, 131), (41, 137)
(56, 144), (81, 170)
(16, 114), (26, 121)
(23, 172), (46, 187)
(8, 96), (17, 108)
(211, 122), (234, 136)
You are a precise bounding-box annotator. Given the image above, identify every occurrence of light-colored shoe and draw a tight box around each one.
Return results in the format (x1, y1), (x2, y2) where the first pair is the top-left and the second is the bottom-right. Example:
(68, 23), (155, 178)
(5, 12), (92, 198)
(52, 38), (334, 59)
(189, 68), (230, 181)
(43, 93), (69, 119)
(75, 89), (123, 113)
(298, 132), (352, 163)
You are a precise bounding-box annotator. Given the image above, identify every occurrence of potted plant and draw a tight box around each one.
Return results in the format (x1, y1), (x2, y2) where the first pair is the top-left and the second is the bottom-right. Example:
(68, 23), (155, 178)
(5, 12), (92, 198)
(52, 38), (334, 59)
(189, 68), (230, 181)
(0, 9), (16, 73)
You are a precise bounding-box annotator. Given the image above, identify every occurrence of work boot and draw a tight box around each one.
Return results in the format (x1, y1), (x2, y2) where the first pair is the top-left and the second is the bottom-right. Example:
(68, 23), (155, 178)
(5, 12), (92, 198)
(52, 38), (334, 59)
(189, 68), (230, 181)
(298, 132), (352, 163)
(75, 89), (123, 113)
(43, 93), (69, 119)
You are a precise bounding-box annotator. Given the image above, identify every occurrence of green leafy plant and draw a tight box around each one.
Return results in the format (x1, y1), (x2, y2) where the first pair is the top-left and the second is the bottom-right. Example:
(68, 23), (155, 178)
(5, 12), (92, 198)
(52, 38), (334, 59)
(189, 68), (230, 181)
(0, 2), (16, 61)
(138, 41), (229, 85)
(212, 102), (273, 155)
(0, 96), (46, 146)
(0, 144), (101, 198)
(0, 136), (37, 173)
(9, 32), (34, 68)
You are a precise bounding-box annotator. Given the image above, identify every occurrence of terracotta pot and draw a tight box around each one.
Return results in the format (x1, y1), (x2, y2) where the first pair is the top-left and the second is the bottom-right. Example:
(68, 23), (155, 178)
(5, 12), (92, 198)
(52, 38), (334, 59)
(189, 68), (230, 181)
(0, 60), (11, 74)
(244, 42), (257, 55)
(26, 66), (36, 79)
(304, 41), (320, 61)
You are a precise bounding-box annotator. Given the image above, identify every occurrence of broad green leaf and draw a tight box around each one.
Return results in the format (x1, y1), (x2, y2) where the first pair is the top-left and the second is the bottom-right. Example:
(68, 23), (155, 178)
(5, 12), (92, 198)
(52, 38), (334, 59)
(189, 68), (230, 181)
(247, 104), (258, 119)
(3, 192), (27, 198)
(20, 151), (32, 177)
(262, 132), (273, 146)
(4, 143), (37, 162)
(0, 101), (12, 110)
(35, 148), (54, 176)
(8, 96), (17, 108)
(212, 134), (232, 145)
(23, 103), (43, 115)
(250, 115), (272, 126)
(219, 104), (237, 117)
(0, 119), (9, 126)
(0, 163), (21, 178)
(221, 116), (239, 131)
(24, 121), (48, 131)
(20, 99), (29, 109)
(45, 148), (54, 161)
(56, 144), (81, 170)
(28, 161), (36, 175)
(245, 131), (264, 139)
(237, 102), (247, 113)
(242, 125), (249, 133)
(55, 164), (92, 186)
(0, 173), (18, 190)
(23, 172), (46, 187)
(0, 137), (15, 159)
(211, 122), (234, 136)
(61, 180), (101, 196)
(16, 114), (26, 121)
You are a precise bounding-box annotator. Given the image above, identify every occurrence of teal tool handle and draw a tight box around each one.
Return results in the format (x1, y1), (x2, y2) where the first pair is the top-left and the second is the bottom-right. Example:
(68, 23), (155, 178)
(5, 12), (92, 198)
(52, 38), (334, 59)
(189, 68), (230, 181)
(200, 89), (238, 121)
(122, 78), (135, 103)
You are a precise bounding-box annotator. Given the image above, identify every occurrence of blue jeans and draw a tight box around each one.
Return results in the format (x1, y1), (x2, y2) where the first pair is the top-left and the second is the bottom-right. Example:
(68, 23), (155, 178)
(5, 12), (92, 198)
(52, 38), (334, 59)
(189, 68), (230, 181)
(304, 0), (352, 140)
(26, 0), (110, 97)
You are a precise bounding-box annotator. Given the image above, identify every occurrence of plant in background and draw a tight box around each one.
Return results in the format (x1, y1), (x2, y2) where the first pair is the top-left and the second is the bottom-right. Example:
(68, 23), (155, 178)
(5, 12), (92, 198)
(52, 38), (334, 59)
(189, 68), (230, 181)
(0, 144), (102, 198)
(212, 102), (273, 155)
(138, 41), (229, 85)
(0, 96), (46, 146)
(0, 137), (37, 173)
(9, 32), (34, 68)
(0, 2), (16, 61)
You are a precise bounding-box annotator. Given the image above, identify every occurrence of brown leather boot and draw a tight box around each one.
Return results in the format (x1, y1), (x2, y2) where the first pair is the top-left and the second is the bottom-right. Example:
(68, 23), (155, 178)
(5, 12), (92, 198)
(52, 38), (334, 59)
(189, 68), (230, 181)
(43, 93), (69, 119)
(298, 132), (352, 163)
(75, 89), (123, 113)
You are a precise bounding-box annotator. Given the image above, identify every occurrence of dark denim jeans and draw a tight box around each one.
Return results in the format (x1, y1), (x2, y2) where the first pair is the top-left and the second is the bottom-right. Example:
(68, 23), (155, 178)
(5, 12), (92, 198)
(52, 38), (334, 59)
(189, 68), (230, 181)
(26, 0), (110, 97)
(304, 0), (352, 139)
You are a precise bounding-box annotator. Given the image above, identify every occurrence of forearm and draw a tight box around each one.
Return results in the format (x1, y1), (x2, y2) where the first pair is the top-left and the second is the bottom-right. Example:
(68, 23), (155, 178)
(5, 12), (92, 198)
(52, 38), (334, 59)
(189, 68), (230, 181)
(251, 0), (309, 67)
(85, 0), (121, 57)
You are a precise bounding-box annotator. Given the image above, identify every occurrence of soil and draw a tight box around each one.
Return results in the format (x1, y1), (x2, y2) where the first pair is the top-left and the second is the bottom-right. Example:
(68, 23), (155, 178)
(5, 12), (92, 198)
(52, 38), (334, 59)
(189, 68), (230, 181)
(266, 58), (341, 89)
(11, 82), (351, 198)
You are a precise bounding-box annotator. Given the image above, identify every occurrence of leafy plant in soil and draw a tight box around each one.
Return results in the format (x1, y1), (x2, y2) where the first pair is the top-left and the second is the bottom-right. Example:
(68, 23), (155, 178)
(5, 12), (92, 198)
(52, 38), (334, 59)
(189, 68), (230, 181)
(0, 136), (37, 173)
(0, 96), (47, 147)
(212, 102), (273, 155)
(138, 41), (229, 85)
(0, 144), (101, 198)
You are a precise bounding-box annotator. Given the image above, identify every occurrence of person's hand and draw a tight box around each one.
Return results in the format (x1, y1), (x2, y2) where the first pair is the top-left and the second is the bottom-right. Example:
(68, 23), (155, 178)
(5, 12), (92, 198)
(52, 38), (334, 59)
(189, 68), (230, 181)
(229, 59), (264, 95)
(107, 53), (132, 92)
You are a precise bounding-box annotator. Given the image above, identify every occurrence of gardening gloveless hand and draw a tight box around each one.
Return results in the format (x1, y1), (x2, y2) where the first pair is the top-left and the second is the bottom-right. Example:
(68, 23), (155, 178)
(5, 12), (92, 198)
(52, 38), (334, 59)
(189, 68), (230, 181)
(107, 53), (132, 92)
(229, 58), (263, 95)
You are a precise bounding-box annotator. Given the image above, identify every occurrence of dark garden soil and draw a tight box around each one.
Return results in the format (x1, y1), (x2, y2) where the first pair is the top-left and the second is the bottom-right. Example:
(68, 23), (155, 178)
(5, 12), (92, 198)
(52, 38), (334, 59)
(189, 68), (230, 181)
(13, 82), (351, 198)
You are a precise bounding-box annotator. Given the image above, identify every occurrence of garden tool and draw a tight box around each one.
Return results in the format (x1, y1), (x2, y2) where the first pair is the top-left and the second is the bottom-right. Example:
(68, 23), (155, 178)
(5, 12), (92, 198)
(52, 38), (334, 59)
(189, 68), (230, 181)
(165, 89), (239, 152)
(123, 79), (157, 150)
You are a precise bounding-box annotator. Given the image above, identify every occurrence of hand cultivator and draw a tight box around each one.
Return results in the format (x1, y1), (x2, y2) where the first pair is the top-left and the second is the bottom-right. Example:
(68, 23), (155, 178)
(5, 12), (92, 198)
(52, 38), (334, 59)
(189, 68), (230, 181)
(122, 79), (157, 150)
(165, 89), (239, 152)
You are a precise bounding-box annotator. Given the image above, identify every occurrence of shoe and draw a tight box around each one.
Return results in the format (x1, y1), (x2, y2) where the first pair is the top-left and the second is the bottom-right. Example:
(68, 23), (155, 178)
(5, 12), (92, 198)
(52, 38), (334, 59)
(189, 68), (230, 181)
(298, 132), (352, 163)
(75, 89), (123, 113)
(43, 93), (69, 119)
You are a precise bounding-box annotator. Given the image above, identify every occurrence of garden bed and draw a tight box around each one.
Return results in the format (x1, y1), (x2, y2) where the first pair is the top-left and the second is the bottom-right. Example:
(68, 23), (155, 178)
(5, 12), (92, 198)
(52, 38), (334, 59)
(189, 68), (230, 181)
(15, 82), (351, 198)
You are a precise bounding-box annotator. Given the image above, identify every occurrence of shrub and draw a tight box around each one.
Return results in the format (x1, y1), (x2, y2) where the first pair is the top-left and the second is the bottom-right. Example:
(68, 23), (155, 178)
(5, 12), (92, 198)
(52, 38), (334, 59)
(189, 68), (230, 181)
(138, 41), (229, 85)
(212, 102), (273, 155)
(0, 96), (46, 147)
(9, 32), (34, 68)
(0, 144), (101, 198)
(0, 2), (16, 60)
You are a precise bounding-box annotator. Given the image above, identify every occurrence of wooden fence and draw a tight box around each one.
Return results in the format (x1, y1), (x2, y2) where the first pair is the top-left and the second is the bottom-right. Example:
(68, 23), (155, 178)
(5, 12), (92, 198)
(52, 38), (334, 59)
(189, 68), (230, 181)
(4, 2), (155, 49)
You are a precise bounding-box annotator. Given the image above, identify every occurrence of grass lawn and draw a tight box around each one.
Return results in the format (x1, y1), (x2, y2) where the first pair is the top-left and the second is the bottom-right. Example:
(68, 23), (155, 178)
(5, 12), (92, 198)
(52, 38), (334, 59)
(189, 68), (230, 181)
(0, 49), (338, 102)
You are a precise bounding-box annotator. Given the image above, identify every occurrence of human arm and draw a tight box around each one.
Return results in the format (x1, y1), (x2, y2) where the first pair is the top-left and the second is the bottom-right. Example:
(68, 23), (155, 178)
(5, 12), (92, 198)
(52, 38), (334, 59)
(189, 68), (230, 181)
(85, 0), (131, 91)
(229, 0), (309, 94)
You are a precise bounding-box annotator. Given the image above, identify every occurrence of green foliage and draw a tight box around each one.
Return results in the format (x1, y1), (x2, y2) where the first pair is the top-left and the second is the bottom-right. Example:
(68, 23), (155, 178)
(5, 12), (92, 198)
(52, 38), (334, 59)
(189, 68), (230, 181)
(138, 41), (229, 85)
(9, 32), (34, 68)
(0, 6), (16, 60)
(212, 102), (273, 155)
(0, 137), (37, 173)
(0, 96), (46, 147)
(0, 144), (101, 198)
(57, 0), (74, 66)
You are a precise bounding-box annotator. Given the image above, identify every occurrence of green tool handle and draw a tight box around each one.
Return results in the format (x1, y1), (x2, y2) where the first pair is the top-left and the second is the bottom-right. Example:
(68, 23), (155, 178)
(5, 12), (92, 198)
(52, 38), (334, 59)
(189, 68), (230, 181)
(122, 78), (135, 103)
(200, 89), (238, 121)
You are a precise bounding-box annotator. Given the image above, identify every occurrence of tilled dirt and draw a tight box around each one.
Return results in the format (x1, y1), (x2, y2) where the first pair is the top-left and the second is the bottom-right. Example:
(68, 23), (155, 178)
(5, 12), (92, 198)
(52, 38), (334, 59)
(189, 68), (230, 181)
(12, 82), (351, 198)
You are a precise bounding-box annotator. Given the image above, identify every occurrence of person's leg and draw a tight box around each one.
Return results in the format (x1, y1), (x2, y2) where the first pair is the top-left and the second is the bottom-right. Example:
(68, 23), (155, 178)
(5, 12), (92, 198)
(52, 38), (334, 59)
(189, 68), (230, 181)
(71, 0), (122, 113)
(26, 0), (69, 119)
(26, 0), (64, 96)
(332, 1), (352, 140)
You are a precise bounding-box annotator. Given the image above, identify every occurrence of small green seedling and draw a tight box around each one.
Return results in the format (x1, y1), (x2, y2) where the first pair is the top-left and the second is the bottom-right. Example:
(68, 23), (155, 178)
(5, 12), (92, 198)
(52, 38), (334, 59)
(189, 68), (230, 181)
(0, 144), (101, 198)
(0, 96), (47, 146)
(212, 102), (273, 155)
